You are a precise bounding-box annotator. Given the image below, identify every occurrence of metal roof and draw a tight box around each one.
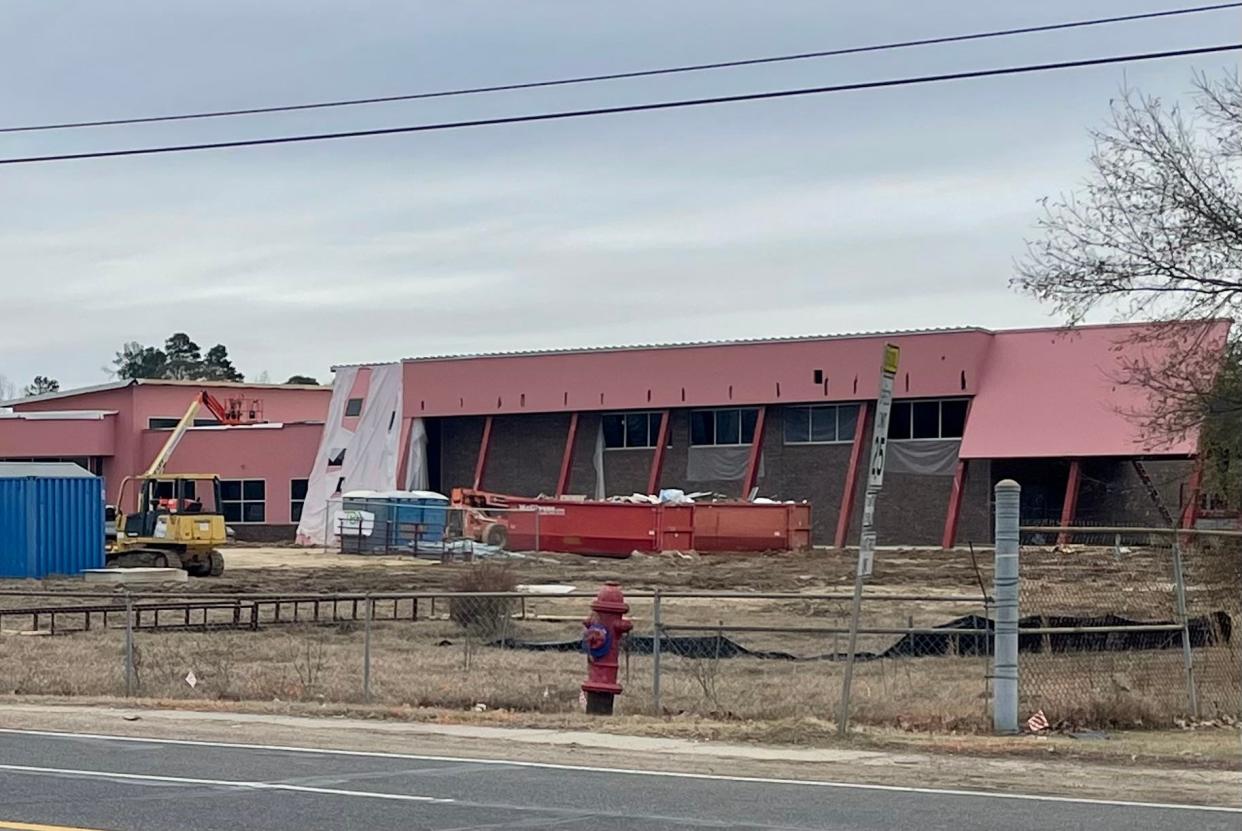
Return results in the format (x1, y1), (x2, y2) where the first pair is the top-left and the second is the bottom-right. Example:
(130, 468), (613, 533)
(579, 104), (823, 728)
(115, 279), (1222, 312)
(1, 378), (326, 408)
(0, 461), (96, 478)
(332, 326), (988, 369)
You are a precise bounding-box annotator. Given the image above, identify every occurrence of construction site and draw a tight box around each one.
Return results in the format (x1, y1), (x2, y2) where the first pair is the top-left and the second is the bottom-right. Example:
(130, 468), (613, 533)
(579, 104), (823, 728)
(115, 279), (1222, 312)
(0, 324), (1238, 740)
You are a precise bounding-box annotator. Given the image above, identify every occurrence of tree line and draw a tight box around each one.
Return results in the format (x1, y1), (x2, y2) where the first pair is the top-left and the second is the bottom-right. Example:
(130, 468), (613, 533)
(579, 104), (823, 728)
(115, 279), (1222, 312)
(3, 332), (318, 400)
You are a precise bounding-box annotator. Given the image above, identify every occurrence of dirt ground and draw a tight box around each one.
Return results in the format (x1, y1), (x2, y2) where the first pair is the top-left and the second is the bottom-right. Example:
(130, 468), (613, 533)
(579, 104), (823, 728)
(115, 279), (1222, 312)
(0, 544), (1236, 733)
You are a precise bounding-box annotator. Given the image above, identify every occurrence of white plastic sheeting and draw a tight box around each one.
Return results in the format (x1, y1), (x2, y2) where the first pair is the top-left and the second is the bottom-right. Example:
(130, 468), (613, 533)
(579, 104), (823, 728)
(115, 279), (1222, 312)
(295, 364), (404, 545)
(404, 417), (429, 490)
(592, 420), (606, 499)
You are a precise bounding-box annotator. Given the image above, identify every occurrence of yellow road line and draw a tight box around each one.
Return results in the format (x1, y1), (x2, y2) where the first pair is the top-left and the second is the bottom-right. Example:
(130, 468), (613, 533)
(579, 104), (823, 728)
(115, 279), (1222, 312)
(0, 822), (109, 831)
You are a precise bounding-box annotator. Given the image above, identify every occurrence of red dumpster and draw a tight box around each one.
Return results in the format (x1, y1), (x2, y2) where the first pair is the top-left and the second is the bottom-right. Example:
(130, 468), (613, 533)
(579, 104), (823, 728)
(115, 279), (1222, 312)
(501, 499), (693, 557)
(693, 502), (811, 552)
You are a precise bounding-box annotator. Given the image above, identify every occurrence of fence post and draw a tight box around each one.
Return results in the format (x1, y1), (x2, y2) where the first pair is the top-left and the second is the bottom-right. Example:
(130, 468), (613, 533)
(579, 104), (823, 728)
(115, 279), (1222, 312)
(1170, 538), (1200, 718)
(363, 593), (373, 704)
(652, 590), (662, 716)
(124, 592), (135, 698)
(993, 479), (1020, 734)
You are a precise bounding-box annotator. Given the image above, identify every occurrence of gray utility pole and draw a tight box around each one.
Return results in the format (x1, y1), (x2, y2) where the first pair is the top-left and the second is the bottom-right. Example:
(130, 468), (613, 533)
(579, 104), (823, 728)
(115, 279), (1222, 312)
(993, 479), (1020, 734)
(837, 343), (900, 737)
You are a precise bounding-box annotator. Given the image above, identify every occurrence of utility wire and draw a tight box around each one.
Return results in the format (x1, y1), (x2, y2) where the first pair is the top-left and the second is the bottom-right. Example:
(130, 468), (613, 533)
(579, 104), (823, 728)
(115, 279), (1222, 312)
(2, 2), (1239, 134)
(2, 43), (1238, 166)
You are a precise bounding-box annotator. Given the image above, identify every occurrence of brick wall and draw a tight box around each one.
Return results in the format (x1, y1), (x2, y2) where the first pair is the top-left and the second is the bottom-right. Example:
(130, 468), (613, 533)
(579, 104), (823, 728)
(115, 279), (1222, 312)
(428, 407), (1070, 548)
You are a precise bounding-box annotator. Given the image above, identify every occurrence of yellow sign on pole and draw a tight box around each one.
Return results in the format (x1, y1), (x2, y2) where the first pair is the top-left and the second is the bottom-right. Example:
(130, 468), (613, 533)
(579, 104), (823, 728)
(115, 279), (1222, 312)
(882, 343), (901, 376)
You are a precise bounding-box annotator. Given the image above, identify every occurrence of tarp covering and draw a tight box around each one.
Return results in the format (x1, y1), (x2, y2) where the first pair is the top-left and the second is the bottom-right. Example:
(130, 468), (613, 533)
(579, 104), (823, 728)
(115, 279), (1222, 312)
(686, 446), (763, 482)
(296, 364), (403, 545)
(592, 420), (605, 499)
(404, 417), (429, 491)
(886, 439), (959, 476)
(486, 611), (1231, 661)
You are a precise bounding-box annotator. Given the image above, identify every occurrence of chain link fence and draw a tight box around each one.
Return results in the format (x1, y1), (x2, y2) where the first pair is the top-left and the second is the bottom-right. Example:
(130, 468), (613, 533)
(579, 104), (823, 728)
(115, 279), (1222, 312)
(1018, 524), (1241, 726)
(0, 586), (992, 729)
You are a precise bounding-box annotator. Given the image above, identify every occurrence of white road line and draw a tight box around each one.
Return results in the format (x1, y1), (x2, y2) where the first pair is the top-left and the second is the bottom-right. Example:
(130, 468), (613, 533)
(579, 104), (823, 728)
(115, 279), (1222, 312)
(0, 763), (454, 805)
(0, 727), (1237, 815)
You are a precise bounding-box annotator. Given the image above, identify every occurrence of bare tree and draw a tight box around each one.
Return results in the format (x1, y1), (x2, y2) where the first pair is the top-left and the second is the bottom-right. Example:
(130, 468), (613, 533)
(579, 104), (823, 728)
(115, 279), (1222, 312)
(0, 374), (15, 402)
(1014, 72), (1241, 451)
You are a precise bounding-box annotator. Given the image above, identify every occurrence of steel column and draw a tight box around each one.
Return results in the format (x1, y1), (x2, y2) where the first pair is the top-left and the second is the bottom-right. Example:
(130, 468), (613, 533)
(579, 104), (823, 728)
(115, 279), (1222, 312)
(1181, 459), (1204, 529)
(741, 406), (767, 498)
(941, 460), (968, 550)
(472, 415), (493, 490)
(555, 413), (579, 497)
(394, 417), (416, 490)
(647, 410), (671, 495)
(834, 401), (871, 549)
(1056, 460), (1082, 546)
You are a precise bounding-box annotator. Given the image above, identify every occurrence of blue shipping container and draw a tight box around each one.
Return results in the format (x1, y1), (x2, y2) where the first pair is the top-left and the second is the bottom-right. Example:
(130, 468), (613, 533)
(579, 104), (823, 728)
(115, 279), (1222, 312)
(0, 470), (105, 579)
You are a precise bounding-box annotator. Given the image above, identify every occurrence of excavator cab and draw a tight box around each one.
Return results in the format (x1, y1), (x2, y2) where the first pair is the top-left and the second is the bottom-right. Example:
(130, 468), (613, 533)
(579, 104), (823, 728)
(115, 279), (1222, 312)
(112, 473), (227, 576)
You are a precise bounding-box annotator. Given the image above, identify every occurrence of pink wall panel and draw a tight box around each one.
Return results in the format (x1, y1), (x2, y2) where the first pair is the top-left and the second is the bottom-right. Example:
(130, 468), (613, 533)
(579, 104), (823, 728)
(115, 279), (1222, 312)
(138, 423), (322, 524)
(960, 322), (1230, 459)
(401, 330), (992, 418)
(0, 416), (116, 457)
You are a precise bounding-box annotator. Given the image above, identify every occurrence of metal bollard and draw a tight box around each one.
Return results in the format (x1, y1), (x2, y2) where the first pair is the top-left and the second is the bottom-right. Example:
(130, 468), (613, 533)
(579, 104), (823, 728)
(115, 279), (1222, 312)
(363, 594), (373, 703)
(993, 479), (1020, 734)
(124, 592), (135, 698)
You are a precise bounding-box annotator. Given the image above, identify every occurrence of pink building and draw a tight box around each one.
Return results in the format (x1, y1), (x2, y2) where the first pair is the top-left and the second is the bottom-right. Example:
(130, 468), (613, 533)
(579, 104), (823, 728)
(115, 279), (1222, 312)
(1, 380), (329, 540)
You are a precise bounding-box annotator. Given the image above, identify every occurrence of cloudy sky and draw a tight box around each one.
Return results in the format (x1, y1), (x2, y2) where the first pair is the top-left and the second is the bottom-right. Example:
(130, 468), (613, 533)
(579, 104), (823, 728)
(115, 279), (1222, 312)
(0, 1), (1237, 389)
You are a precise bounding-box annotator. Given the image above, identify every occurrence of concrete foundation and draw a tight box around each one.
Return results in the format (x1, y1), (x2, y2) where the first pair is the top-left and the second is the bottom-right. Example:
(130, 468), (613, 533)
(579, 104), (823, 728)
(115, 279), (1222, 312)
(83, 567), (188, 584)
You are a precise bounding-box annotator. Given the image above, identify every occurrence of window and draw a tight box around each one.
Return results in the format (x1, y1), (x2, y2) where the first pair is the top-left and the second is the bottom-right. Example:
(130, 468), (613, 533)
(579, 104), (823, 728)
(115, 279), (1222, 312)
(690, 408), (759, 446)
(327, 447), (346, 467)
(602, 412), (665, 449)
(783, 404), (860, 444)
(344, 397), (364, 417)
(290, 478), (309, 523)
(220, 479), (265, 523)
(148, 416), (219, 429)
(887, 399), (968, 440)
(154, 480), (197, 500)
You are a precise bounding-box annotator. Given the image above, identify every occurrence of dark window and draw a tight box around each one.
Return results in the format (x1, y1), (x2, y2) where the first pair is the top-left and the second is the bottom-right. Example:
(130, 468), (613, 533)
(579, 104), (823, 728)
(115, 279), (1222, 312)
(328, 448), (346, 467)
(838, 404), (859, 440)
(741, 408), (758, 444)
(690, 408), (760, 446)
(148, 417), (179, 430)
(690, 410), (714, 446)
(941, 400), (968, 438)
(344, 398), (364, 417)
(783, 404), (860, 444)
(601, 415), (625, 448)
(813, 369), (824, 384)
(887, 401), (912, 440)
(602, 411), (664, 449)
(154, 480), (197, 500)
(783, 407), (810, 444)
(912, 401), (940, 439)
(291, 478), (309, 523)
(888, 399), (969, 440)
(220, 479), (265, 524)
(624, 413), (649, 447)
(716, 409), (741, 445)
(810, 407), (836, 443)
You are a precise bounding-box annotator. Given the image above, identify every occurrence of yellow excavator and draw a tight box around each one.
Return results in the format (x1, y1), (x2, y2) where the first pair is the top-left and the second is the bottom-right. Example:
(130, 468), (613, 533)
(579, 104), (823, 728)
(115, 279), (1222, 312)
(110, 391), (247, 577)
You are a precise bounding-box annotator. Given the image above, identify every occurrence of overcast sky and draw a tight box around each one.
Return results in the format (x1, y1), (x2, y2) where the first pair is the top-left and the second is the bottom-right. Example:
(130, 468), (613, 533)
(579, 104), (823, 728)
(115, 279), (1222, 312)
(1, 1), (1237, 389)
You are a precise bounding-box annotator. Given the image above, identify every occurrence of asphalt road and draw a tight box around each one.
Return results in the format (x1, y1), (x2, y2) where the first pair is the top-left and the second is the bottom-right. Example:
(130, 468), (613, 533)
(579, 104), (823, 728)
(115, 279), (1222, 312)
(0, 730), (1235, 830)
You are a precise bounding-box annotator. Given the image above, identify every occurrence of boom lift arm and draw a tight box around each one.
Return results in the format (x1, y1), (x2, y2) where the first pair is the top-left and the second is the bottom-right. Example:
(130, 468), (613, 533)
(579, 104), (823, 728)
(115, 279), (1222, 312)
(144, 391), (244, 477)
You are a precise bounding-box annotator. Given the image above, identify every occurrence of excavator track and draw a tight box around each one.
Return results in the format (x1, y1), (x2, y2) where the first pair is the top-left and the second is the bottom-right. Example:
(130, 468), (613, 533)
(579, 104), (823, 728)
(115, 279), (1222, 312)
(109, 549), (183, 570)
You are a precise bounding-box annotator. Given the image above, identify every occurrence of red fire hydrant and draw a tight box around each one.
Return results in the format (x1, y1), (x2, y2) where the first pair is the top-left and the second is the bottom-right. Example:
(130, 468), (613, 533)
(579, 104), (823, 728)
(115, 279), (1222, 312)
(581, 581), (633, 715)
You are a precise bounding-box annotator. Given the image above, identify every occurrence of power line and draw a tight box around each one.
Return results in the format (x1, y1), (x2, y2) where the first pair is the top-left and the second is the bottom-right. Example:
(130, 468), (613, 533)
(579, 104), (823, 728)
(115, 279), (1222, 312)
(2, 43), (1238, 166)
(2, 3), (1239, 135)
